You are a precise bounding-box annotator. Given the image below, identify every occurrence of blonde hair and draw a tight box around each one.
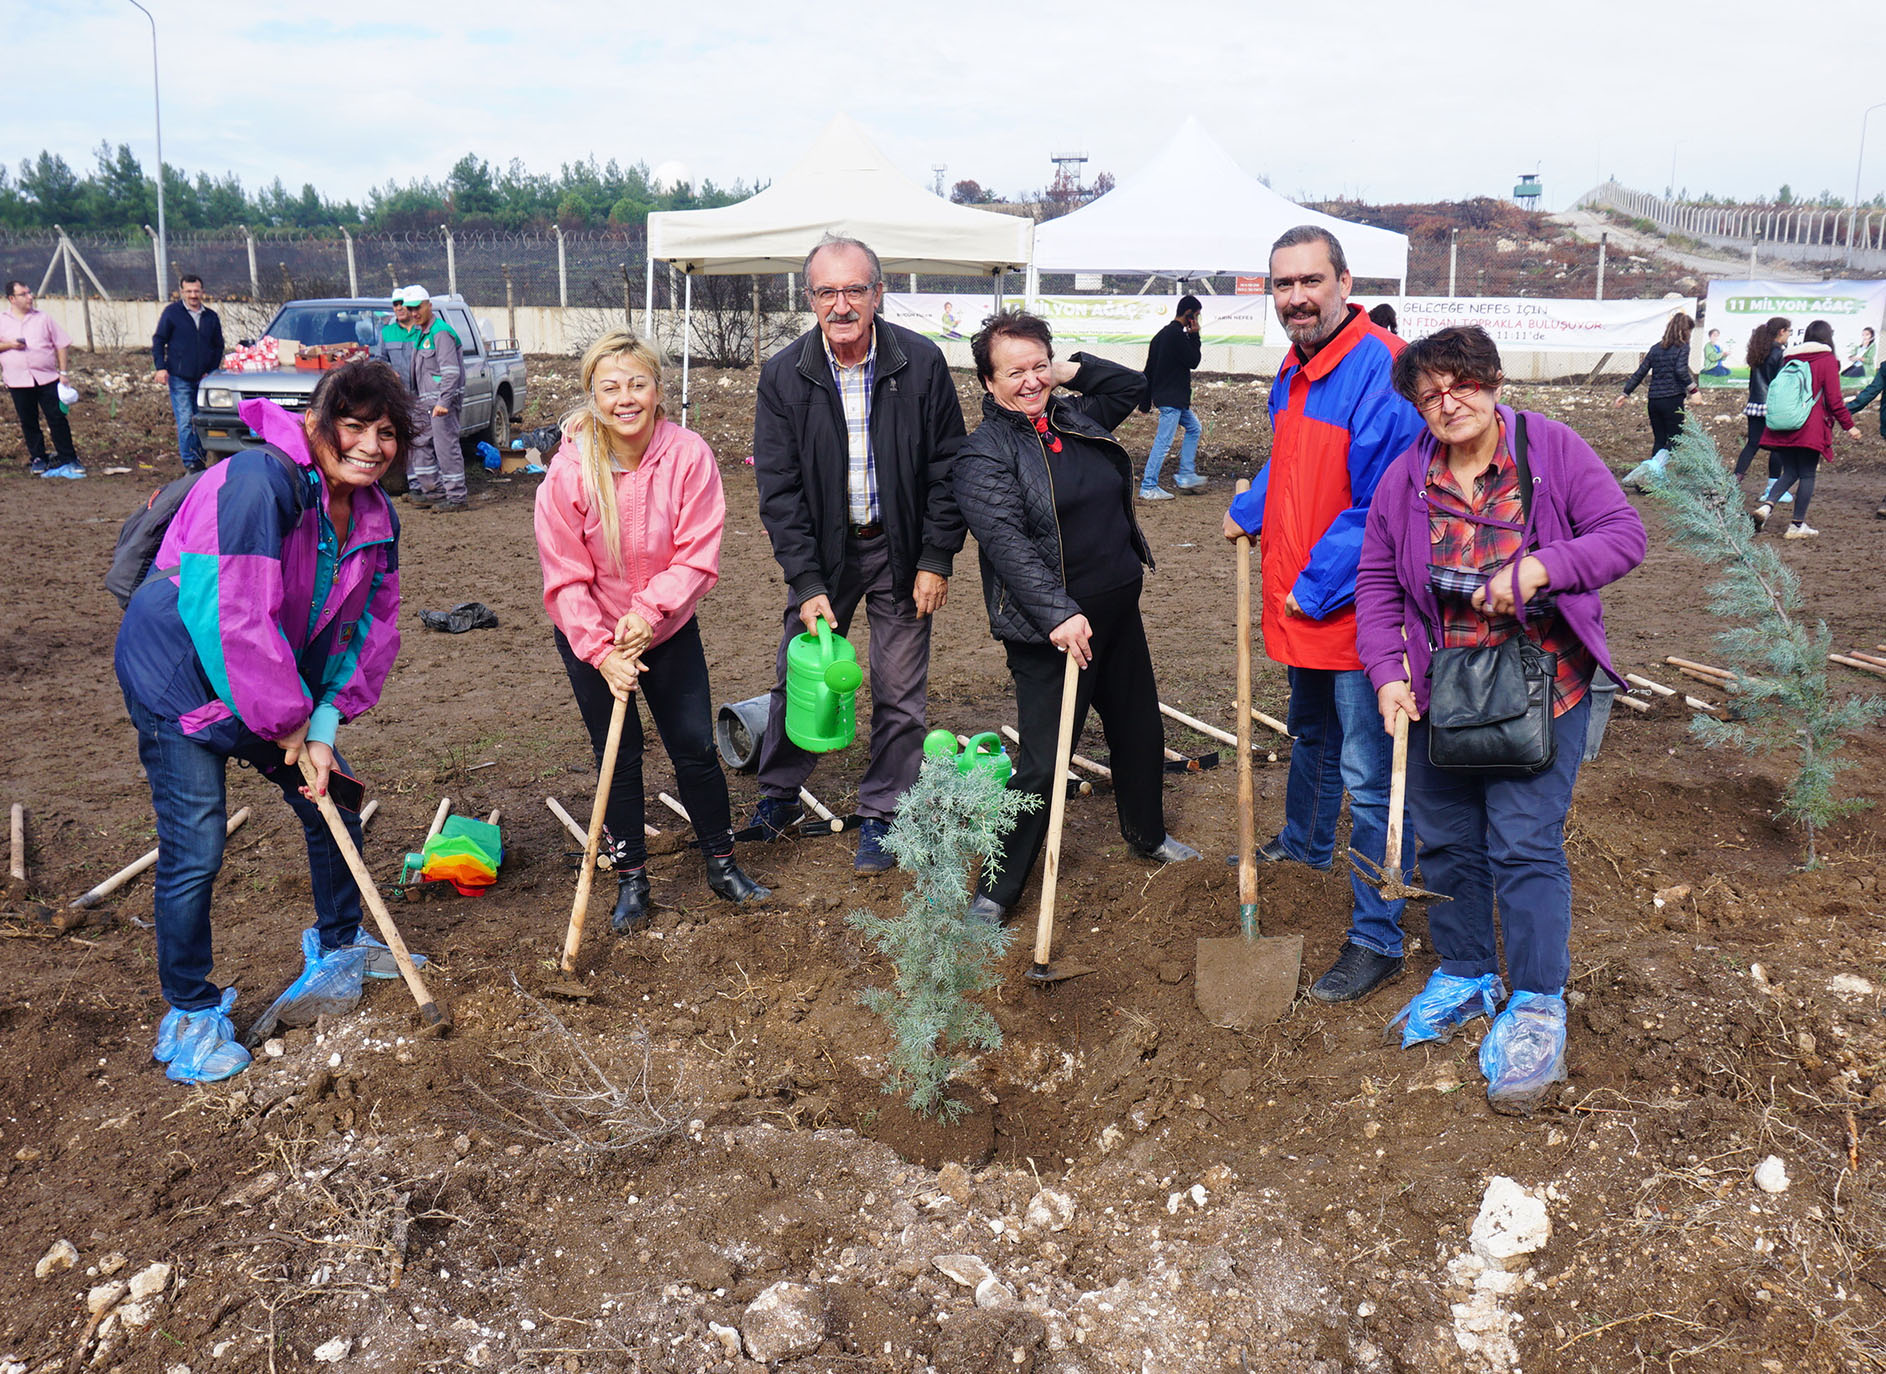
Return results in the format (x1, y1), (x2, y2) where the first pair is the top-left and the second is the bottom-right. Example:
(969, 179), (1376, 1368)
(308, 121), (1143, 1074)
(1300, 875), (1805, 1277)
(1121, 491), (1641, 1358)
(562, 330), (667, 572)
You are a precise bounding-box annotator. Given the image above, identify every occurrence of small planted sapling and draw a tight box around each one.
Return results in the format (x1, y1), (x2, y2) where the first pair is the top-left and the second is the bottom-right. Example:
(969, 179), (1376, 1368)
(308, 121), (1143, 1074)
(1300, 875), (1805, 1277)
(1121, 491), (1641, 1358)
(1645, 423), (1883, 866)
(846, 756), (1034, 1120)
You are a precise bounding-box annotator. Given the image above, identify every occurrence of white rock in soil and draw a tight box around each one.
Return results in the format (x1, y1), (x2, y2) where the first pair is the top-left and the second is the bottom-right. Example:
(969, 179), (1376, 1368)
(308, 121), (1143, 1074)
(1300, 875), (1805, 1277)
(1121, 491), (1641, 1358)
(741, 1281), (825, 1363)
(2, 1360), (26, 1374)
(707, 1322), (741, 1355)
(1468, 1177), (1550, 1271)
(1025, 1188), (1075, 1232)
(127, 1261), (173, 1302)
(86, 1281), (128, 1315)
(974, 1276), (1016, 1309)
(264, 1039), (286, 1058)
(933, 1254), (994, 1288)
(311, 1336), (351, 1363)
(1754, 1156), (1790, 1193)
(166, 1364), (193, 1374)
(464, 1340), (493, 1368)
(1829, 974), (1876, 998)
(115, 1300), (154, 1329)
(97, 1253), (127, 1276)
(34, 1239), (78, 1278)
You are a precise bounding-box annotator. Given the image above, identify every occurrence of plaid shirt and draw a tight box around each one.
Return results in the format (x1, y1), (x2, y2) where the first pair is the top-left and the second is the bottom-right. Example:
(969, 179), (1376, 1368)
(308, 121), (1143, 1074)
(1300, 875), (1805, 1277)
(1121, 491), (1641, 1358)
(1426, 431), (1592, 716)
(825, 332), (878, 525)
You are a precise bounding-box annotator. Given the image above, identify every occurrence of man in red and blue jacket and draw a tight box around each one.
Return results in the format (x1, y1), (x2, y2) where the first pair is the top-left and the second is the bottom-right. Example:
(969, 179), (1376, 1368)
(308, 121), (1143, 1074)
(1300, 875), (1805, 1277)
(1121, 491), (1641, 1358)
(1224, 226), (1427, 1004)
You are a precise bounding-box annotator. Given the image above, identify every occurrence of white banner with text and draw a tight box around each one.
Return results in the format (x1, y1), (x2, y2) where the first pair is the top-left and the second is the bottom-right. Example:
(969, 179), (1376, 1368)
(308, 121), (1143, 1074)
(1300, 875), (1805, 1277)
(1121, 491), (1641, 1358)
(1697, 280), (1885, 388)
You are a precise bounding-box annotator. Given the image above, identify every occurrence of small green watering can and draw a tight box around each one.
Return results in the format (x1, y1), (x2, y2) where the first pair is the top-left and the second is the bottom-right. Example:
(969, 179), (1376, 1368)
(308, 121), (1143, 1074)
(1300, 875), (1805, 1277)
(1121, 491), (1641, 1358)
(784, 616), (863, 752)
(923, 728), (1014, 786)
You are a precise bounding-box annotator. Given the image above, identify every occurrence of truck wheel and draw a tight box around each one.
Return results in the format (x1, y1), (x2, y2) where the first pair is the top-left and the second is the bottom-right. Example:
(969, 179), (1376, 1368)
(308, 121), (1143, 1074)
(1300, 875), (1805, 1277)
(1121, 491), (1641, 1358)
(489, 395), (514, 450)
(379, 465), (409, 496)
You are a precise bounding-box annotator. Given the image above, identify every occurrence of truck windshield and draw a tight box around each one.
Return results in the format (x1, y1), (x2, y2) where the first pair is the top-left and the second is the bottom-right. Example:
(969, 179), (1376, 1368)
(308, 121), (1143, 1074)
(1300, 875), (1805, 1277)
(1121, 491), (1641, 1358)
(267, 306), (391, 349)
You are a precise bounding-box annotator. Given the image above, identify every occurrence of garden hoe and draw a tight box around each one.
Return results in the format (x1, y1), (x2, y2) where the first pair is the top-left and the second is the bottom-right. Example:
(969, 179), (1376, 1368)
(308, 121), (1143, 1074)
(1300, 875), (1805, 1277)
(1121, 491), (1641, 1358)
(1025, 650), (1096, 986)
(1195, 481), (1302, 1029)
(548, 693), (628, 999)
(1348, 708), (1447, 903)
(296, 756), (451, 1035)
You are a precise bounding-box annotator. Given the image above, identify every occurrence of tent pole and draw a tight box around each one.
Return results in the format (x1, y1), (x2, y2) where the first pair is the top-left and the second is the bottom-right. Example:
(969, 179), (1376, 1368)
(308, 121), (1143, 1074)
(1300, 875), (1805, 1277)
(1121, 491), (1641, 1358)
(681, 271), (694, 429)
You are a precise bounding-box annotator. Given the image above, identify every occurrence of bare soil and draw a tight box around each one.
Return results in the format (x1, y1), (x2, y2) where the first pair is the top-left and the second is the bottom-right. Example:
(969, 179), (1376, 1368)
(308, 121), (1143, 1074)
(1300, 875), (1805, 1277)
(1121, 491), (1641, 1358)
(2, 353), (1883, 1373)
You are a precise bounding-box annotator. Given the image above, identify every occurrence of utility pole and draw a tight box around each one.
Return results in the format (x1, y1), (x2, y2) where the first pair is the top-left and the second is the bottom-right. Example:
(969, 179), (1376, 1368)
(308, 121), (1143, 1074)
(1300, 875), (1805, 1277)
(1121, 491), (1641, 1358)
(1848, 101), (1886, 268)
(126, 0), (168, 295)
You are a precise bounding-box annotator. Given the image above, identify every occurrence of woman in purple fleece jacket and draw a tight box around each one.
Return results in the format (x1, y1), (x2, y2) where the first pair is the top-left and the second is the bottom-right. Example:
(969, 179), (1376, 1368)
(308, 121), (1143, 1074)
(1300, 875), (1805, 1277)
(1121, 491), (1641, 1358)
(113, 362), (420, 1084)
(1355, 327), (1645, 1115)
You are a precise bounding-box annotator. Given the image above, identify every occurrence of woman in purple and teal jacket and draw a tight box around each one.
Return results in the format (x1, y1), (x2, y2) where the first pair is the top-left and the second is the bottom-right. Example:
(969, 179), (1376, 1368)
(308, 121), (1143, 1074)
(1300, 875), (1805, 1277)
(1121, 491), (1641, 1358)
(114, 363), (418, 1083)
(1355, 326), (1645, 1116)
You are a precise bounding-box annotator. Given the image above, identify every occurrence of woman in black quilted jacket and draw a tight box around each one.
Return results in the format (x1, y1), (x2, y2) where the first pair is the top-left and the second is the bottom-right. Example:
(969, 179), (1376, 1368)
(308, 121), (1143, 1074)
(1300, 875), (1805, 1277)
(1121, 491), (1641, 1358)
(1615, 311), (1699, 489)
(1733, 316), (1790, 492)
(951, 310), (1199, 925)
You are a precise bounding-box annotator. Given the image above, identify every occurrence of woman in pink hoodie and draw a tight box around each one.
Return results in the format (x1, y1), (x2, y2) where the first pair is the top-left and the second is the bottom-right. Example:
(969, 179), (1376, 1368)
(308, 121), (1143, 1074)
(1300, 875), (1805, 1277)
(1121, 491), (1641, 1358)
(1755, 319), (1861, 539)
(535, 331), (767, 932)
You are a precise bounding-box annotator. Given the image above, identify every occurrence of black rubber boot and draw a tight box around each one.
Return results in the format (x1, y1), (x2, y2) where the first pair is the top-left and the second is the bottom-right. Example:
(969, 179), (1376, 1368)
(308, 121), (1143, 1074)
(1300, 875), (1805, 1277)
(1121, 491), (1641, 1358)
(610, 867), (651, 934)
(704, 853), (769, 904)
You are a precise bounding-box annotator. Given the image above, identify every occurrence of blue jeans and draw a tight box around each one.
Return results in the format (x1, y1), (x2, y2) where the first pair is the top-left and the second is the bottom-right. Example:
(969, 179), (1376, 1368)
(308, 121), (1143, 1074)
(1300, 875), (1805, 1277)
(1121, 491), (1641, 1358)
(1142, 407), (1200, 490)
(1405, 694), (1589, 994)
(1275, 665), (1408, 957)
(168, 375), (206, 467)
(126, 694), (363, 1011)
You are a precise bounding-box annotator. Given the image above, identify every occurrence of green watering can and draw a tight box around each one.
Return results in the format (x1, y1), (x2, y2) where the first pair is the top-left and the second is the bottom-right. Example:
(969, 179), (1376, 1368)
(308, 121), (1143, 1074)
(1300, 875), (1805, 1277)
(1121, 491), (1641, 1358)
(923, 728), (1014, 786)
(784, 616), (863, 752)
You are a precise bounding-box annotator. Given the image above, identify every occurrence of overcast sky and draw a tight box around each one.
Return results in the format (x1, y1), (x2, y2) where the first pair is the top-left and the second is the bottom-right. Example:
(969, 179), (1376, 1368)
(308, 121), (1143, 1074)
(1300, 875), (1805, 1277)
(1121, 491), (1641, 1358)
(9, 0), (1883, 214)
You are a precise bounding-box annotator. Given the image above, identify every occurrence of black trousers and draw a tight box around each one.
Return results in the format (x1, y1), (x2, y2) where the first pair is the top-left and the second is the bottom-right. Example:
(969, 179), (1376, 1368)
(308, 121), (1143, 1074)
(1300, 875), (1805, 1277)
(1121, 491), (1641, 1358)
(980, 579), (1166, 909)
(1646, 394), (1685, 456)
(555, 617), (733, 866)
(1768, 446), (1821, 523)
(9, 382), (75, 462)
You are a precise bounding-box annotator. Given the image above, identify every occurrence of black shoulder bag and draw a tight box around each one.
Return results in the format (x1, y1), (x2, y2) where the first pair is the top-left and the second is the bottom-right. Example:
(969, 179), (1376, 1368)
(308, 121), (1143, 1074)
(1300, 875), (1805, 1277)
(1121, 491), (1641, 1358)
(1422, 413), (1558, 776)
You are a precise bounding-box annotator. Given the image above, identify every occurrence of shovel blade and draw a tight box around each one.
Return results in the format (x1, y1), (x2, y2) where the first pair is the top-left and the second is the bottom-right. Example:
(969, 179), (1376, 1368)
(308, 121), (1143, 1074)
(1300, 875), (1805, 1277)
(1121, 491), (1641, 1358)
(1194, 933), (1303, 1029)
(1024, 960), (1098, 986)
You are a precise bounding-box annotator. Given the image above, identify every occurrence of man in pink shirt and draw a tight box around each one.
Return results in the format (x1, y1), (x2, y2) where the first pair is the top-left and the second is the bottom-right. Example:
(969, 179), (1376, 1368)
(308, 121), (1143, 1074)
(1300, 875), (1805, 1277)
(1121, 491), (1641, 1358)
(1, 280), (81, 477)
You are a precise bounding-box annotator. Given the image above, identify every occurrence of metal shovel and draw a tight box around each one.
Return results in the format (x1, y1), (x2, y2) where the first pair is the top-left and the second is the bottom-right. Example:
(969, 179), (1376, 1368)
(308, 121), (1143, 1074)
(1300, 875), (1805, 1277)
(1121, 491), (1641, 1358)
(1195, 480), (1303, 1029)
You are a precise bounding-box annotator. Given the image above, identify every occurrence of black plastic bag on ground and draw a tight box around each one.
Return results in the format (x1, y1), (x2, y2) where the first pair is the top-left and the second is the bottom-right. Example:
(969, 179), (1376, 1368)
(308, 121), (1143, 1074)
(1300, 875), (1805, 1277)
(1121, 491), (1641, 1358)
(417, 602), (500, 634)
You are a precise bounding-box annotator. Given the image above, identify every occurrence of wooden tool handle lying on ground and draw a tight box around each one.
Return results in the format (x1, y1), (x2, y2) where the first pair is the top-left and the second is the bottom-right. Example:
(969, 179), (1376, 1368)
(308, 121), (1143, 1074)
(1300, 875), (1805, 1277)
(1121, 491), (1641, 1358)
(70, 807), (252, 909)
(999, 725), (1092, 793)
(296, 757), (447, 1031)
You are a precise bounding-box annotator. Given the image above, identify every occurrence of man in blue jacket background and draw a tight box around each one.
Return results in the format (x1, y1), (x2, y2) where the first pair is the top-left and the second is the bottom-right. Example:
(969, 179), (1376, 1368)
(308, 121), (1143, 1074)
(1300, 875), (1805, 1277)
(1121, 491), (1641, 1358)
(151, 275), (225, 473)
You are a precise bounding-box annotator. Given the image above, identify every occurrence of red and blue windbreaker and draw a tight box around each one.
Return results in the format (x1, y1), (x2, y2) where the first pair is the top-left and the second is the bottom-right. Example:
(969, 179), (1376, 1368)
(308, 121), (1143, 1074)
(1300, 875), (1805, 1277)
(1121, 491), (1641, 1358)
(113, 398), (401, 752)
(1227, 306), (1425, 670)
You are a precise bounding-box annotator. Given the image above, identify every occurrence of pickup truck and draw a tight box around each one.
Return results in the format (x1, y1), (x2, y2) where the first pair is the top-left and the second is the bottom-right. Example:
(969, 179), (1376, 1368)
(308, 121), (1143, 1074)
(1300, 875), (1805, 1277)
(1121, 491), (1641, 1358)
(192, 295), (528, 488)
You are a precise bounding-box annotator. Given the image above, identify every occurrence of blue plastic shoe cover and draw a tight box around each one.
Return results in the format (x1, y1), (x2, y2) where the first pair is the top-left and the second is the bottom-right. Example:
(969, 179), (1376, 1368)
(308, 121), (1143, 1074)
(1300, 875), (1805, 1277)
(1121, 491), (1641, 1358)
(252, 928), (369, 1032)
(165, 988), (252, 1084)
(1385, 970), (1506, 1049)
(1480, 990), (1568, 1115)
(154, 1006), (187, 1063)
(347, 929), (427, 980)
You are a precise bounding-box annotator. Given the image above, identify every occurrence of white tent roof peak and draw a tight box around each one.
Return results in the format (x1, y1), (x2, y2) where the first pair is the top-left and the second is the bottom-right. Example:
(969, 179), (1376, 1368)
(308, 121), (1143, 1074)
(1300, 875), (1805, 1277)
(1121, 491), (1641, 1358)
(647, 113), (1033, 276)
(1031, 117), (1408, 281)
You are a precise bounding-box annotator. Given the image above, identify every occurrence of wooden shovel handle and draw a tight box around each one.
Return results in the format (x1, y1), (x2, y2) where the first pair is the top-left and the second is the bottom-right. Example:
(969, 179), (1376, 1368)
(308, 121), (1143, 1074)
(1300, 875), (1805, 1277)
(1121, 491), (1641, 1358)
(561, 694), (628, 973)
(1234, 479), (1257, 911)
(1385, 709), (1410, 869)
(295, 756), (447, 1030)
(1033, 650), (1082, 969)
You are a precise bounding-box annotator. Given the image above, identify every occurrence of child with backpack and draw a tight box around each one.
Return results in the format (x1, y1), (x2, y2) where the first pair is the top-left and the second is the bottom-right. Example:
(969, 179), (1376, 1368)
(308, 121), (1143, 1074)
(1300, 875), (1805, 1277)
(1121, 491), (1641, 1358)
(1755, 320), (1862, 539)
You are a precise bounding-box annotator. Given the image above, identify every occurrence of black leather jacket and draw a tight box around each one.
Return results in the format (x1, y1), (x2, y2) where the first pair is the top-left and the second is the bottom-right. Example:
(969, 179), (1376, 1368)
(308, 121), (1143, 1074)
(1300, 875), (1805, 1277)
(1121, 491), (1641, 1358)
(953, 353), (1152, 644)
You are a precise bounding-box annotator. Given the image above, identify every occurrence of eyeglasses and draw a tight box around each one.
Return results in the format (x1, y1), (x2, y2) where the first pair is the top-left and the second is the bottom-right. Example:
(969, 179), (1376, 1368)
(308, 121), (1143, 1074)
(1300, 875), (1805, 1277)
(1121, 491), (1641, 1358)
(808, 284), (877, 306)
(1415, 379), (1484, 413)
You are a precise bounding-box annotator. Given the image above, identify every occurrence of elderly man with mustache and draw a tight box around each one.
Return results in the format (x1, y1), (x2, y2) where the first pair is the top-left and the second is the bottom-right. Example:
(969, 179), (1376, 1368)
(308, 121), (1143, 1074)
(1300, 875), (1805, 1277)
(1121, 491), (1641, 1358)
(749, 233), (967, 873)
(1222, 226), (1427, 1005)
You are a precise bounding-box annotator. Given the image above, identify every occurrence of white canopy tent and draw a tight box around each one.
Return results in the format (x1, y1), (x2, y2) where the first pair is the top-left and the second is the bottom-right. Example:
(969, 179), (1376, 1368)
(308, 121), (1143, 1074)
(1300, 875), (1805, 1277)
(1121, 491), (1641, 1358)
(1029, 117), (1409, 294)
(645, 114), (1034, 418)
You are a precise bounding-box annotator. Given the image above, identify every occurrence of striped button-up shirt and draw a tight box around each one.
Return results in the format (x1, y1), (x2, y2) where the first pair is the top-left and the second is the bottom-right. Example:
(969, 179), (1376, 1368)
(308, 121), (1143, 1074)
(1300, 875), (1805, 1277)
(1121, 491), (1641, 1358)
(825, 332), (878, 525)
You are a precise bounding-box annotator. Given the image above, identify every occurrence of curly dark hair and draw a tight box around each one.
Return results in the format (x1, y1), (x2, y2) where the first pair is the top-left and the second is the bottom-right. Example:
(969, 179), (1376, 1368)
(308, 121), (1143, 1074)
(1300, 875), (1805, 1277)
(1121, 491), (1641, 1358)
(1390, 325), (1504, 406)
(306, 359), (416, 463)
(1745, 316), (1790, 370)
(970, 309), (1054, 385)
